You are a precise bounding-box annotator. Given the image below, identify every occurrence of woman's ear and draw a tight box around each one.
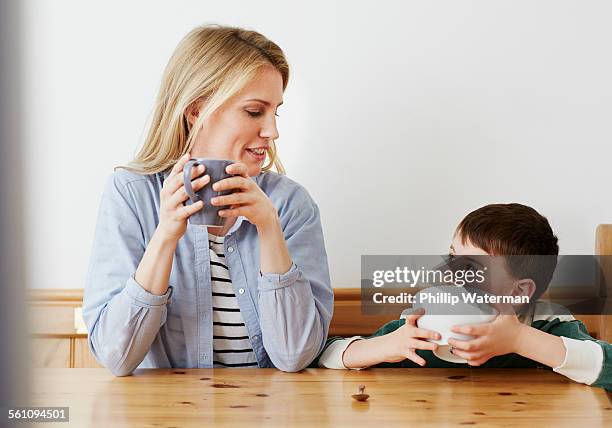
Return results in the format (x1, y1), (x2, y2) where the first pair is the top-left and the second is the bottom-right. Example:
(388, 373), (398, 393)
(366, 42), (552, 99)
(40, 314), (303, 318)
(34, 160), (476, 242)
(185, 102), (200, 127)
(186, 97), (209, 127)
(512, 278), (536, 300)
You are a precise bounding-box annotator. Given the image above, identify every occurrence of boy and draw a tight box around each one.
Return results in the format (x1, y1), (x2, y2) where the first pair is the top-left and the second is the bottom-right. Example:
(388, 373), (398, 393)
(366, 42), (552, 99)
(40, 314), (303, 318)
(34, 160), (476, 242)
(318, 203), (611, 390)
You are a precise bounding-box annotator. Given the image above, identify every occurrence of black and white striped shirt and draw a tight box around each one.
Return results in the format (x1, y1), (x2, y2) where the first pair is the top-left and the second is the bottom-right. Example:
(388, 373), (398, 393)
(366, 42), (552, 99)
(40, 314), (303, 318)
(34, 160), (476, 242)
(209, 233), (258, 368)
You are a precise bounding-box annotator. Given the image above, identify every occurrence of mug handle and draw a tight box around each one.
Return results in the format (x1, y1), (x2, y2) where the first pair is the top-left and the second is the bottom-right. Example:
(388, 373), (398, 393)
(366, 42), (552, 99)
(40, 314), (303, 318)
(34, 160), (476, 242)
(183, 159), (203, 202)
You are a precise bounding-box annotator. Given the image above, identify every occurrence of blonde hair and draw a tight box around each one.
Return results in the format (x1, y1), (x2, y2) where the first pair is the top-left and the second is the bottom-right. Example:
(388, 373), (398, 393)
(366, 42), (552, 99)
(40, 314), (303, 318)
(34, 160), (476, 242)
(119, 25), (289, 175)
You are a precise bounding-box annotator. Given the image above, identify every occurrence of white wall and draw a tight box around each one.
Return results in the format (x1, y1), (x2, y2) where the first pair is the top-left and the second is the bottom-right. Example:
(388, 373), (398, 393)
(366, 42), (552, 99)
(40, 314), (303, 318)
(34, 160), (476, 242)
(22, 0), (612, 289)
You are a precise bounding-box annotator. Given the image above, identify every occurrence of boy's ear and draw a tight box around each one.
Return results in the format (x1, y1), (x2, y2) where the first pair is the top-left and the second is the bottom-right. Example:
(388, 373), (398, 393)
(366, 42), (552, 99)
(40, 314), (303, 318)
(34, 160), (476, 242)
(512, 278), (536, 300)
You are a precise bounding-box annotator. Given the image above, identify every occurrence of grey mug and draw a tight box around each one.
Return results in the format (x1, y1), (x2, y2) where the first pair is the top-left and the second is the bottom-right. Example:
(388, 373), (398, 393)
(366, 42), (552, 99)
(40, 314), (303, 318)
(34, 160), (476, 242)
(182, 158), (234, 227)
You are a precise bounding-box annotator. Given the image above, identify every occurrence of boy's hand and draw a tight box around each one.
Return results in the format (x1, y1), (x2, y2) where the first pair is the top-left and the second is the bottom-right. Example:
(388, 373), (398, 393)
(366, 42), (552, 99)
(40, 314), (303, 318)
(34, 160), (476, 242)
(447, 306), (524, 366)
(381, 308), (441, 366)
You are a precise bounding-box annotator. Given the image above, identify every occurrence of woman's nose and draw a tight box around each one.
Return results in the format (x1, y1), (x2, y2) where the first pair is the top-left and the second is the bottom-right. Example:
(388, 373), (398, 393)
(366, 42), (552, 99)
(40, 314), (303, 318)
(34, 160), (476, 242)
(260, 116), (279, 140)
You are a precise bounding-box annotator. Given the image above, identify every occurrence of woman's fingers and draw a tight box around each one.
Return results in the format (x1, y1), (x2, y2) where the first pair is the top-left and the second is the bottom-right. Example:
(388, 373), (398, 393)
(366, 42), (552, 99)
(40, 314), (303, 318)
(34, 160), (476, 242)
(212, 176), (250, 192)
(218, 206), (246, 218)
(170, 153), (192, 176)
(210, 192), (250, 207)
(178, 200), (204, 219)
(226, 162), (249, 177)
(166, 164), (206, 195)
(168, 175), (210, 207)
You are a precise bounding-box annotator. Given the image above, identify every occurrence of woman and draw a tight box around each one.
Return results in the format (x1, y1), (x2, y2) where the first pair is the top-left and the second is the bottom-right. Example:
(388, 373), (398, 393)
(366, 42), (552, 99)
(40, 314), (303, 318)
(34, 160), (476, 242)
(83, 25), (333, 376)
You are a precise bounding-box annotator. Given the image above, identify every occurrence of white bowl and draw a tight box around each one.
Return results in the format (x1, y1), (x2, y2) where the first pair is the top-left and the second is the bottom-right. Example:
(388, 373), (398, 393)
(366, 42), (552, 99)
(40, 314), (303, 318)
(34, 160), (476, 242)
(409, 286), (498, 363)
(416, 314), (496, 363)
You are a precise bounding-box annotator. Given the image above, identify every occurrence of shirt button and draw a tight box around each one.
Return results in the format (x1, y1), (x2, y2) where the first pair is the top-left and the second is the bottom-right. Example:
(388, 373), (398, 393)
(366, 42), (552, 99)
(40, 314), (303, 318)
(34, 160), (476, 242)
(227, 246), (234, 253)
(238, 288), (245, 295)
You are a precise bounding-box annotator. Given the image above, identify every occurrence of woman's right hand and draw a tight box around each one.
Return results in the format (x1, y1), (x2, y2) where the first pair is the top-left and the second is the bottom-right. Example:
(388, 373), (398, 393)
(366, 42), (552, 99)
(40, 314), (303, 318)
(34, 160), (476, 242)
(157, 153), (209, 242)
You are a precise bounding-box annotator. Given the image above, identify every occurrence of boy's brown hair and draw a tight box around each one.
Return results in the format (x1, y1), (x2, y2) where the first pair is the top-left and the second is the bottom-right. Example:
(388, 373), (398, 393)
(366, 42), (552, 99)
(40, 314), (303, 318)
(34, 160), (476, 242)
(455, 203), (559, 300)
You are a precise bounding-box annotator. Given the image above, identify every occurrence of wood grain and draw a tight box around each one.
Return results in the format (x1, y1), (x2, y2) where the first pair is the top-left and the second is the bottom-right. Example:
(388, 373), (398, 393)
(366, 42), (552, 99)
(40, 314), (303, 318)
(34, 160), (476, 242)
(74, 338), (104, 369)
(30, 338), (70, 368)
(329, 298), (399, 336)
(29, 303), (80, 335)
(28, 288), (84, 302)
(29, 368), (612, 427)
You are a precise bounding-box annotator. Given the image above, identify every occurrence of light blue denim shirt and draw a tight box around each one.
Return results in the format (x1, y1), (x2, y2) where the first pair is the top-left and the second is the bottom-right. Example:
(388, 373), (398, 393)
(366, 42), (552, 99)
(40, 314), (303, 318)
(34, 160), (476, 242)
(83, 168), (333, 376)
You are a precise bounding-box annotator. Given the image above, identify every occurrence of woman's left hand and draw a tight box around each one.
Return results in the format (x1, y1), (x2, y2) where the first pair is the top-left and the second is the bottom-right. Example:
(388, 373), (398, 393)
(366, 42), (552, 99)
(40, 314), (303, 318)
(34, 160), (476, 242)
(210, 162), (279, 230)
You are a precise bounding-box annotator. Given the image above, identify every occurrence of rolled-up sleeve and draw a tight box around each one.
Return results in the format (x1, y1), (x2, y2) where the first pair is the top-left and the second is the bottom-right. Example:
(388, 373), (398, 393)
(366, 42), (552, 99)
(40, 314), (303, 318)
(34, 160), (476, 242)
(257, 190), (334, 372)
(82, 174), (169, 377)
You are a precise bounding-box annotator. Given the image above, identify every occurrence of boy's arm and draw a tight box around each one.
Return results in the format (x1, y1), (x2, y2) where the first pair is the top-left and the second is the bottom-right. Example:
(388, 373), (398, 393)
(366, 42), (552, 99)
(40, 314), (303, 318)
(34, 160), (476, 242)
(317, 336), (365, 369)
(533, 318), (608, 390)
(513, 324), (566, 369)
(450, 315), (609, 389)
(318, 314), (440, 369)
(317, 320), (405, 369)
(340, 333), (413, 369)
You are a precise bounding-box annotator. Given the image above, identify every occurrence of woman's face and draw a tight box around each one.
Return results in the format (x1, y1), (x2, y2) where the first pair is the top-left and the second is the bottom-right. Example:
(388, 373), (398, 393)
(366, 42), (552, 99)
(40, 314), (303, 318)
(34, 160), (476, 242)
(188, 66), (284, 177)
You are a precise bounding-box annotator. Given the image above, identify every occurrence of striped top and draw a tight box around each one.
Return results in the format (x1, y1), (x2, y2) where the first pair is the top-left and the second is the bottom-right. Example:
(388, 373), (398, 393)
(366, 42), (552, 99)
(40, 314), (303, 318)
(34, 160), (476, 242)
(209, 233), (258, 368)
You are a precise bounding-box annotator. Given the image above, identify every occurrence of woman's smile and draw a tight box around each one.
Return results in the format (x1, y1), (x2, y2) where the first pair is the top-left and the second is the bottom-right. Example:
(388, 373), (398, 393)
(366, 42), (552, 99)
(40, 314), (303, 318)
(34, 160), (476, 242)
(245, 146), (269, 162)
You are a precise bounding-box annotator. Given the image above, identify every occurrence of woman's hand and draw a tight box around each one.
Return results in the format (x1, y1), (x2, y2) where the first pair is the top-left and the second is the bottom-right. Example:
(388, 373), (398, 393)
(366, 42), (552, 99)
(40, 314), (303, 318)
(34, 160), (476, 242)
(211, 162), (292, 274)
(157, 153), (210, 242)
(210, 162), (278, 230)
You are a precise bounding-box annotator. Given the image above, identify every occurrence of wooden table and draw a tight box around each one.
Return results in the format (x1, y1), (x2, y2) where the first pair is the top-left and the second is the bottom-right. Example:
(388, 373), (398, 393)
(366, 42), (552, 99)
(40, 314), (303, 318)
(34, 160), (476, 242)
(30, 368), (611, 427)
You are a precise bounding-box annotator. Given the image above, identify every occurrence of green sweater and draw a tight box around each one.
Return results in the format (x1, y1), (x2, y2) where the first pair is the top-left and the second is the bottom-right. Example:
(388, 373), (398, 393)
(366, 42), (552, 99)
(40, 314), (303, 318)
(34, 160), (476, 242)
(315, 317), (612, 391)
